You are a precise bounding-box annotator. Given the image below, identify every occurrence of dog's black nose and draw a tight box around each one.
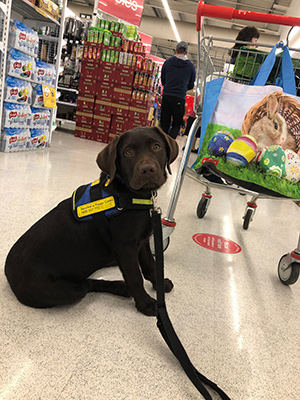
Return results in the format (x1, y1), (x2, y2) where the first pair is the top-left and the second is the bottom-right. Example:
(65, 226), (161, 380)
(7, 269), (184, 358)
(138, 162), (158, 176)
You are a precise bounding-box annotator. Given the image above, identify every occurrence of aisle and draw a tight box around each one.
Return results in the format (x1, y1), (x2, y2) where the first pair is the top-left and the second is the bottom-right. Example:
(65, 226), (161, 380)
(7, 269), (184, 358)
(0, 130), (299, 400)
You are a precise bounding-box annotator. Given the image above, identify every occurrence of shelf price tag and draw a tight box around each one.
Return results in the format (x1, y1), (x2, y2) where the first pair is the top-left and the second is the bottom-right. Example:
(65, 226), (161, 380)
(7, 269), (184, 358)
(42, 85), (57, 108)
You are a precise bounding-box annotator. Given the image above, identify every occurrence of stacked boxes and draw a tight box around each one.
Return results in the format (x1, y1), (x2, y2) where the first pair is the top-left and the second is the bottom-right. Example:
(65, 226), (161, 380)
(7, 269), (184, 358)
(75, 31), (159, 143)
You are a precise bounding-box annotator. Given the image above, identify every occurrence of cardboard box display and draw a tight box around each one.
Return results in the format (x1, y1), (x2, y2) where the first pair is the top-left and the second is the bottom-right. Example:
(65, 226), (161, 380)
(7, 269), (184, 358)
(110, 115), (128, 134)
(130, 97), (151, 110)
(127, 119), (148, 131)
(75, 126), (93, 140)
(92, 128), (109, 143)
(81, 63), (99, 79)
(112, 85), (132, 105)
(76, 111), (94, 128)
(94, 99), (112, 115)
(98, 61), (117, 82)
(92, 114), (111, 130)
(108, 132), (121, 143)
(96, 81), (114, 100)
(128, 106), (148, 122)
(113, 66), (135, 86)
(110, 102), (129, 117)
(77, 96), (95, 112)
(79, 79), (97, 96)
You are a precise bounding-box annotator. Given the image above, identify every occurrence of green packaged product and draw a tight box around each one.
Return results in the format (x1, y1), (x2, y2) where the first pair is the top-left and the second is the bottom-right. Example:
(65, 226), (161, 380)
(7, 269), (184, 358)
(93, 29), (99, 43)
(101, 49), (107, 62)
(114, 22), (120, 32)
(106, 50), (111, 62)
(103, 30), (111, 46)
(114, 36), (122, 47)
(110, 50), (115, 63)
(110, 35), (115, 46)
(104, 20), (110, 30)
(88, 28), (94, 42)
(110, 21), (115, 31)
(114, 51), (119, 63)
(98, 29), (104, 44)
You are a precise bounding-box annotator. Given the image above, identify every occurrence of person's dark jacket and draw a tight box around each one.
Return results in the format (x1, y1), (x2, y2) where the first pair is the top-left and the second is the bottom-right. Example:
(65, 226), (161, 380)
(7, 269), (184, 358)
(161, 56), (196, 99)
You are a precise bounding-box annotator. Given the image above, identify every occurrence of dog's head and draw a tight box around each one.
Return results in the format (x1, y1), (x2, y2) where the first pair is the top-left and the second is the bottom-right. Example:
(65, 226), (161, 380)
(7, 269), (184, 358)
(96, 127), (178, 192)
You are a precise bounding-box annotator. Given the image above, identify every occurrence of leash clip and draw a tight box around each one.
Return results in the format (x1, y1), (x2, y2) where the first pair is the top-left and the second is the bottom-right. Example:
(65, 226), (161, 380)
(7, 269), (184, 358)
(151, 190), (161, 214)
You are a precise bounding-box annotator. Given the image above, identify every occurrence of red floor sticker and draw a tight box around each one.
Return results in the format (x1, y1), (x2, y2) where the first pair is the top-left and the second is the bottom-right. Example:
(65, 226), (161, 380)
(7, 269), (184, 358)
(193, 233), (242, 254)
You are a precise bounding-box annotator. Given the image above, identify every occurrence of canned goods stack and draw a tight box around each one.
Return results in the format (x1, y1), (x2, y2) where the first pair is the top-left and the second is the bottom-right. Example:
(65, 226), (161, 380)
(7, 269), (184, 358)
(75, 18), (158, 143)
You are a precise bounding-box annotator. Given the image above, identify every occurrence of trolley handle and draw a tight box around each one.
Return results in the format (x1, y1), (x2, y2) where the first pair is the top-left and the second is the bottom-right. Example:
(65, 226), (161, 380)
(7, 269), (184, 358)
(196, 0), (300, 31)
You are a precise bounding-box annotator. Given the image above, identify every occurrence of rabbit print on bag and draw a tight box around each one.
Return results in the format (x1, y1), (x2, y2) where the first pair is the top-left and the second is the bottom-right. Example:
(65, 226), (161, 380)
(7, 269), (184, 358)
(242, 91), (300, 155)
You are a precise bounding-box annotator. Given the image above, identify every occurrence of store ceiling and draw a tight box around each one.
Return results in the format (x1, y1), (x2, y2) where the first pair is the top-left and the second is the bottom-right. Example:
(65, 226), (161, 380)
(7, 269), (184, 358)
(69, 0), (295, 65)
(143, 0), (293, 65)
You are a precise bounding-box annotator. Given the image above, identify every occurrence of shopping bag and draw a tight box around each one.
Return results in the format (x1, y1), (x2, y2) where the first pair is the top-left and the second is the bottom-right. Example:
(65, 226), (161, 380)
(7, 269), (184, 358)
(194, 43), (300, 199)
(233, 46), (268, 79)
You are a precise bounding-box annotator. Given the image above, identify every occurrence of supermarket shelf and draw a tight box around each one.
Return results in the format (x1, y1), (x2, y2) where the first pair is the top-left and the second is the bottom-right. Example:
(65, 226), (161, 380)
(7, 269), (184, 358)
(39, 35), (59, 43)
(12, 0), (60, 26)
(0, 2), (8, 14)
(58, 86), (78, 93)
(56, 118), (76, 124)
(57, 100), (77, 107)
(0, 42), (4, 53)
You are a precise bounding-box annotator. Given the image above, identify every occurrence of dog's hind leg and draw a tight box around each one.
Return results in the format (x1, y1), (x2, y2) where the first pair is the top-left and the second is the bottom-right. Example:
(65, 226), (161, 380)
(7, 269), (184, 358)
(87, 279), (130, 297)
(12, 278), (130, 308)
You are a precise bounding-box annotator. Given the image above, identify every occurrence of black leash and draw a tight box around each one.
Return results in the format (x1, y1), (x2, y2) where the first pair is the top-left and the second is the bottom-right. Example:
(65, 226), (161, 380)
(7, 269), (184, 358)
(151, 207), (231, 400)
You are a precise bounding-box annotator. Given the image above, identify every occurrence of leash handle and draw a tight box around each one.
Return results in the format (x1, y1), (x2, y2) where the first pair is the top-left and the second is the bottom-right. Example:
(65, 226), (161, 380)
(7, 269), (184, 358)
(152, 209), (231, 400)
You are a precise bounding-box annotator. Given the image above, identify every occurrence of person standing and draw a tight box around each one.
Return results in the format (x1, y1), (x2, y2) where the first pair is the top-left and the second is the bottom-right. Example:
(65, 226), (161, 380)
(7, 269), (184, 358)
(160, 41), (196, 139)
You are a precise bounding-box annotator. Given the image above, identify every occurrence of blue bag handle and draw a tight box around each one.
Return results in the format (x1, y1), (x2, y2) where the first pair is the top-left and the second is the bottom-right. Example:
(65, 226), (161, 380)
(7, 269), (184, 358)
(250, 43), (296, 95)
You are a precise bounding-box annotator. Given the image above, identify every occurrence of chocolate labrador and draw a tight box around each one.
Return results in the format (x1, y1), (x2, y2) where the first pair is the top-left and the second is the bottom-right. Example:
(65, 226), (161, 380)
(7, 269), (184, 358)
(5, 127), (178, 316)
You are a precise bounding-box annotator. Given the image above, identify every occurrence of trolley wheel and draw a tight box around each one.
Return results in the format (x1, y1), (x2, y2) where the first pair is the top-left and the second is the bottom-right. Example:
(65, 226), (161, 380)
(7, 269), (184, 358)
(243, 208), (253, 230)
(278, 254), (300, 285)
(197, 197), (209, 218)
(149, 235), (170, 256)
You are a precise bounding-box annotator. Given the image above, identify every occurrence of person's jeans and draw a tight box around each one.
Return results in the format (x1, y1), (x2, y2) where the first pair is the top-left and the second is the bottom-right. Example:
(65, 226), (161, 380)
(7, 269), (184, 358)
(160, 95), (185, 139)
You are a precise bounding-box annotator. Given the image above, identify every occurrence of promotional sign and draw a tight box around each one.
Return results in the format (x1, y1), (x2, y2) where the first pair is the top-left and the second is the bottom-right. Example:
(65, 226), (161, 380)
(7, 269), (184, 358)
(193, 233), (242, 254)
(98, 0), (145, 27)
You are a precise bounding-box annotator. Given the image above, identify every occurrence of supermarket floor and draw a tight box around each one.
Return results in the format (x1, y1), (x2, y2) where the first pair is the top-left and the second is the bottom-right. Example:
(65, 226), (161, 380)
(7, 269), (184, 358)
(0, 130), (299, 400)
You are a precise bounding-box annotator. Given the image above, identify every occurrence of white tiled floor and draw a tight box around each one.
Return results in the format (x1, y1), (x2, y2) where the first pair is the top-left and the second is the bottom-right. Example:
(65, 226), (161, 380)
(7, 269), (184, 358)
(0, 130), (299, 400)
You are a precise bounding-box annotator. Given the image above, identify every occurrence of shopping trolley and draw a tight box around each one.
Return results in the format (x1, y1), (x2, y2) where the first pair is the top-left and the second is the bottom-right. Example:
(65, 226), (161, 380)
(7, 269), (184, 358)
(154, 1), (300, 285)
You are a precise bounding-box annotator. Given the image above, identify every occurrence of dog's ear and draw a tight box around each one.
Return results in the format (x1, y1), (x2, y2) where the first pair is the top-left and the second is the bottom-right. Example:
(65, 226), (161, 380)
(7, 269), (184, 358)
(154, 127), (179, 174)
(96, 136), (120, 181)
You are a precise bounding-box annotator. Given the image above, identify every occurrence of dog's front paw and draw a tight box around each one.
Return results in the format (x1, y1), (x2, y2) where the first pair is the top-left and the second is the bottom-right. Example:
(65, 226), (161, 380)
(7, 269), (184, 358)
(135, 295), (157, 316)
(163, 278), (174, 293)
(152, 278), (174, 293)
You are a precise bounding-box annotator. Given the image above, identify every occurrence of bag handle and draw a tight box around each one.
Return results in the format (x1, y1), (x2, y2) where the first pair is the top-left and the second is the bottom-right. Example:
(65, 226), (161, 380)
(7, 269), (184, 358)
(250, 42), (296, 95)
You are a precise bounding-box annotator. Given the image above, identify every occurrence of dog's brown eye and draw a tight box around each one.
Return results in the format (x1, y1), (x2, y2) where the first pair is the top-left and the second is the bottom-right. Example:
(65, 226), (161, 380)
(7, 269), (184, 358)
(153, 143), (161, 151)
(125, 148), (134, 157)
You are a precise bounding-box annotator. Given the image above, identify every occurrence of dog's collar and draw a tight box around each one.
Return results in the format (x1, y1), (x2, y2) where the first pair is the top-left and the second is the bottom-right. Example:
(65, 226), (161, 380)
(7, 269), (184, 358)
(72, 177), (156, 222)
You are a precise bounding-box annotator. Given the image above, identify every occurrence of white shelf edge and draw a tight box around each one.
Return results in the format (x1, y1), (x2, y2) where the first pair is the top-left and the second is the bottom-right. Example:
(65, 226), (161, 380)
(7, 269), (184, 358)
(56, 118), (76, 124)
(58, 86), (78, 93)
(57, 101), (77, 107)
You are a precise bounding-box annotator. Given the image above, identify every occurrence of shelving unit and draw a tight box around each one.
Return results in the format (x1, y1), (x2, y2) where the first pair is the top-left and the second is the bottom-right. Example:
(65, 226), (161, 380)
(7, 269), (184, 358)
(58, 86), (78, 93)
(12, 0), (60, 25)
(55, 15), (90, 130)
(0, 0), (67, 150)
(57, 100), (77, 106)
(0, 0), (12, 129)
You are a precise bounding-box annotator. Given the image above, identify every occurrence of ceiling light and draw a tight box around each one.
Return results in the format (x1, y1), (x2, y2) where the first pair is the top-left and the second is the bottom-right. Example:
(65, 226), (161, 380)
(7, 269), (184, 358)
(161, 0), (181, 42)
